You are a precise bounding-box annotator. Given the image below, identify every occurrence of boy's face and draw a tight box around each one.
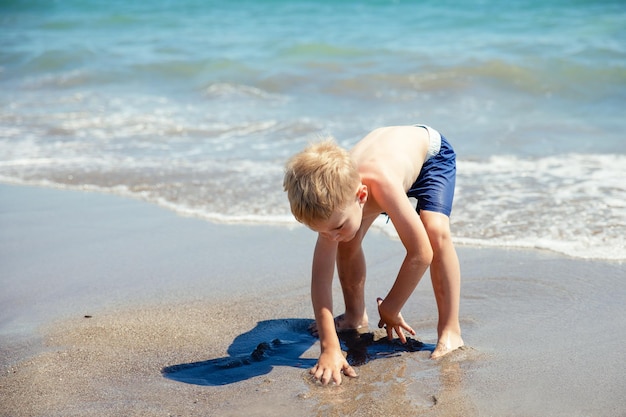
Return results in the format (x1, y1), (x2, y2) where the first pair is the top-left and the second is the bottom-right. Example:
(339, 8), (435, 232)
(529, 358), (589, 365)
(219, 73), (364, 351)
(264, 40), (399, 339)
(309, 184), (367, 242)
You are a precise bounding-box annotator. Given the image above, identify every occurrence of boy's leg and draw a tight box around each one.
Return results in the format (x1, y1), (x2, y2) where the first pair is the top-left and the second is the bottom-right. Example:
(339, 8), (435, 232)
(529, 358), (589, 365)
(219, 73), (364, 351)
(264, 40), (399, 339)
(334, 215), (378, 330)
(420, 210), (464, 358)
(335, 241), (368, 330)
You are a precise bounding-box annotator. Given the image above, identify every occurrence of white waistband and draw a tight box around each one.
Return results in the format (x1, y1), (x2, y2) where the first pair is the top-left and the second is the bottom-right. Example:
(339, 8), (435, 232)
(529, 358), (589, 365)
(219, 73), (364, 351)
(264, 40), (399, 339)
(415, 124), (441, 161)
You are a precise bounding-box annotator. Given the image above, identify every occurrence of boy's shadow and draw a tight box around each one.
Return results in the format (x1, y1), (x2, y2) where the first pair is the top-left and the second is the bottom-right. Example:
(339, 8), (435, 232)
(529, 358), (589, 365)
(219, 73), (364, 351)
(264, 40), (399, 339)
(161, 318), (433, 386)
(162, 319), (316, 386)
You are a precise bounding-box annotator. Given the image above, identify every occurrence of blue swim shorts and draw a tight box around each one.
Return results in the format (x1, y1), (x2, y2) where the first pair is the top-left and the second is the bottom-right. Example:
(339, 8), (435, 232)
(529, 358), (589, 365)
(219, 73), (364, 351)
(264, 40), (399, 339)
(407, 132), (456, 217)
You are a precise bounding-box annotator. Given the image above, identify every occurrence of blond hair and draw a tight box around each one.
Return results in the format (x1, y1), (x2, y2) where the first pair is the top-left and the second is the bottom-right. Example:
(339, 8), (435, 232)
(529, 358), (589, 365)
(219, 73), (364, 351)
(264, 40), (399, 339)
(283, 138), (360, 225)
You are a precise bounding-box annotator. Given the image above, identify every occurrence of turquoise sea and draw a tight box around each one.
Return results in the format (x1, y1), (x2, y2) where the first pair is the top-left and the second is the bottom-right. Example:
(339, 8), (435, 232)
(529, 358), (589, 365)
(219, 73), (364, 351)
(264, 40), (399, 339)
(1, 0), (625, 259)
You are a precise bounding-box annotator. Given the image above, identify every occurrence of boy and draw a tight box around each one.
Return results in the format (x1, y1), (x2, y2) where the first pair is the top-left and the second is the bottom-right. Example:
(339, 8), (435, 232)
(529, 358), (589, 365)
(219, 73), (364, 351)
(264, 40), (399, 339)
(283, 124), (463, 385)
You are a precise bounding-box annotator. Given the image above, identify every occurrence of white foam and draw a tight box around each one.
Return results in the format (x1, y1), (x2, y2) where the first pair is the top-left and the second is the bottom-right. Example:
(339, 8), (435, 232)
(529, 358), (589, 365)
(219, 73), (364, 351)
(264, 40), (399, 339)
(204, 83), (287, 102)
(1, 136), (624, 262)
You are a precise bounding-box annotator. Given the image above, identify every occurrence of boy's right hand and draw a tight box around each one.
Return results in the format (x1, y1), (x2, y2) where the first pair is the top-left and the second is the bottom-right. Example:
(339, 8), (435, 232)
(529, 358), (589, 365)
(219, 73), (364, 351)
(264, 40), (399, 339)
(310, 349), (357, 385)
(377, 297), (416, 344)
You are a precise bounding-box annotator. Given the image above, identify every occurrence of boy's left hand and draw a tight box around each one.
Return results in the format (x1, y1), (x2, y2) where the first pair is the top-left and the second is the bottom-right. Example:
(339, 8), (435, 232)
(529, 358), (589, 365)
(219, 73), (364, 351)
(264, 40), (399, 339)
(376, 297), (416, 343)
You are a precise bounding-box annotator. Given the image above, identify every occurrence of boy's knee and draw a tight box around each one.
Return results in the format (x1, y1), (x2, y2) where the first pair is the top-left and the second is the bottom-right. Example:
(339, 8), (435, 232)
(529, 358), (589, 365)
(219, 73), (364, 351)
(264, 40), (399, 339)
(428, 228), (453, 252)
(421, 214), (452, 250)
(412, 249), (434, 269)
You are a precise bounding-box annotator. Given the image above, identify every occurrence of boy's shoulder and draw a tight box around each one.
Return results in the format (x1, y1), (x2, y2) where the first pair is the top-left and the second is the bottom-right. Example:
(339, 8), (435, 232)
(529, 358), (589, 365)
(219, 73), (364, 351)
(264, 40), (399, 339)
(360, 168), (410, 217)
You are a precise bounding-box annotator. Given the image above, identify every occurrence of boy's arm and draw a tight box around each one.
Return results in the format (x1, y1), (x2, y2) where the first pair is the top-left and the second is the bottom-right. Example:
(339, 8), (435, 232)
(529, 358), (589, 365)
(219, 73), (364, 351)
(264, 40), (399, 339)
(372, 180), (433, 342)
(309, 235), (357, 385)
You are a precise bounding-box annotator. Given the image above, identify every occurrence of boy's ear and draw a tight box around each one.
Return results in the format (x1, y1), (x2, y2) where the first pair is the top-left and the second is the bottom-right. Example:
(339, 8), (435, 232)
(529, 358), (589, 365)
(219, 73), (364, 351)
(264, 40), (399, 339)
(357, 184), (368, 204)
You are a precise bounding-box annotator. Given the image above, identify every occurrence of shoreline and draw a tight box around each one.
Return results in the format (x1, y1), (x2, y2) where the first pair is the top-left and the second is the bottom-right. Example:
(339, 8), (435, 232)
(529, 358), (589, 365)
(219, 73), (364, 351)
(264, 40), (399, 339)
(1, 184), (625, 416)
(3, 177), (623, 263)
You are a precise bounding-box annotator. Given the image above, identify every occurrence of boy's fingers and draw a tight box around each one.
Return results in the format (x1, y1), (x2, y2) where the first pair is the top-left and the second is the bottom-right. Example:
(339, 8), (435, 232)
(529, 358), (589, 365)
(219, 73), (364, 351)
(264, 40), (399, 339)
(321, 368), (333, 385)
(400, 320), (416, 336)
(396, 326), (407, 344)
(312, 365), (328, 384)
(344, 365), (358, 378)
(377, 297), (386, 329)
(376, 298), (384, 322)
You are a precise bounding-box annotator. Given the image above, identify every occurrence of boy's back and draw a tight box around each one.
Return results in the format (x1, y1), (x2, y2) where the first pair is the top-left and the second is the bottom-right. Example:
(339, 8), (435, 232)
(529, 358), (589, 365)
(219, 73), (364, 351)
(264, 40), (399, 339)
(351, 125), (432, 219)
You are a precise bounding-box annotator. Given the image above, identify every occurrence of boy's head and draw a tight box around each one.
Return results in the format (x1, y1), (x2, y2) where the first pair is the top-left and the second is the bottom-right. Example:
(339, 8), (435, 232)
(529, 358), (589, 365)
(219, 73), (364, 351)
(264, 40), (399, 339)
(284, 138), (361, 227)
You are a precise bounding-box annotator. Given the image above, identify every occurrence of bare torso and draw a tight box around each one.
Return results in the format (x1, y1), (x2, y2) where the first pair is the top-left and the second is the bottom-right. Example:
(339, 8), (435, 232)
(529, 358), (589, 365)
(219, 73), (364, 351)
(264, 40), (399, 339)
(350, 125), (430, 220)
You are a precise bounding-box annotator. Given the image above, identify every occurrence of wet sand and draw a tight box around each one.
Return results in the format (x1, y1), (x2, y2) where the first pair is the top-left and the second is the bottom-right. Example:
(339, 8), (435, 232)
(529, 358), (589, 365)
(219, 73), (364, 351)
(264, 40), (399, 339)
(1, 184), (625, 416)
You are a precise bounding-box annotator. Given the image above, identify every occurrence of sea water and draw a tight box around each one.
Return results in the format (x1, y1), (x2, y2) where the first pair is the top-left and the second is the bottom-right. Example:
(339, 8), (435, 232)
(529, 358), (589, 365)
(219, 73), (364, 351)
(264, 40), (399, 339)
(1, 0), (624, 260)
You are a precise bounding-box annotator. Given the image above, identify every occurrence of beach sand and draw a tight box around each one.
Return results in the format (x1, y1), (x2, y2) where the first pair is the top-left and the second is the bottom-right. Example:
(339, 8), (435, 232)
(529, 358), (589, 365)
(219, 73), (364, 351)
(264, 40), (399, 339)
(1, 184), (625, 416)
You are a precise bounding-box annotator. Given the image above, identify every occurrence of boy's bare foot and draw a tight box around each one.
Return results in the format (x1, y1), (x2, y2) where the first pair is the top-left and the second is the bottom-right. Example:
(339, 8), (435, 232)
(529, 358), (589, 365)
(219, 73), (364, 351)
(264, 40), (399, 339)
(431, 332), (464, 359)
(308, 313), (369, 337)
